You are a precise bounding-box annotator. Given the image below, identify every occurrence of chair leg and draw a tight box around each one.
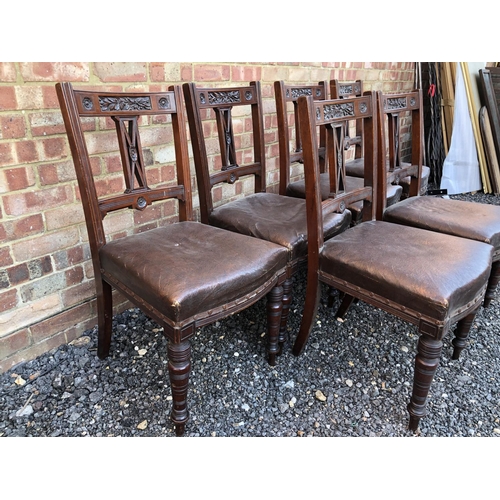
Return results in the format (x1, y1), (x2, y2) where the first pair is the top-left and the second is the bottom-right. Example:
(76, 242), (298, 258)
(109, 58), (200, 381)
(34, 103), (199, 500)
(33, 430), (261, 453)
(267, 284), (284, 366)
(452, 309), (478, 360)
(327, 286), (337, 308)
(335, 293), (356, 319)
(97, 279), (113, 360)
(407, 334), (443, 431)
(292, 273), (320, 356)
(167, 339), (191, 437)
(484, 260), (500, 308)
(277, 278), (293, 355)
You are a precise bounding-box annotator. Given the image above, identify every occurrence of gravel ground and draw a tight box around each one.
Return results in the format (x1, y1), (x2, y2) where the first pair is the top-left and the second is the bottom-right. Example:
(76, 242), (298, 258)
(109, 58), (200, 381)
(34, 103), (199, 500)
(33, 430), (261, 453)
(1, 191), (500, 440)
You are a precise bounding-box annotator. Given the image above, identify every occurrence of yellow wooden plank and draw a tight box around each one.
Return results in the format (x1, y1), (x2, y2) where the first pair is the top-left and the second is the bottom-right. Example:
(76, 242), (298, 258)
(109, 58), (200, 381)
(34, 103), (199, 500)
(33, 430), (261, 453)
(460, 62), (491, 193)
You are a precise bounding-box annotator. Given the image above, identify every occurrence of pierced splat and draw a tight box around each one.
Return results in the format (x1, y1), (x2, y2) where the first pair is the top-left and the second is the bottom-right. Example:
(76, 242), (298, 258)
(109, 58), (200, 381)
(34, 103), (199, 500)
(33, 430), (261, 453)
(387, 112), (402, 172)
(326, 123), (347, 197)
(113, 116), (149, 193)
(213, 107), (238, 176)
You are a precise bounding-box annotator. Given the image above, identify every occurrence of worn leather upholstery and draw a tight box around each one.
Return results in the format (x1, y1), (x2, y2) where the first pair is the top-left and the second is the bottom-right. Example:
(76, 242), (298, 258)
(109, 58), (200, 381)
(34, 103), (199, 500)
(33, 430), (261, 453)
(320, 221), (493, 321)
(383, 196), (500, 259)
(346, 160), (430, 197)
(286, 173), (402, 224)
(100, 221), (288, 326)
(208, 192), (351, 263)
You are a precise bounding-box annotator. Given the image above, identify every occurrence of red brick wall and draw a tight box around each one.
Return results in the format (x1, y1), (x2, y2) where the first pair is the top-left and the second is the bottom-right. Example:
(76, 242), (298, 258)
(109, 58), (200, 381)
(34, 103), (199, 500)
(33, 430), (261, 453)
(0, 62), (416, 373)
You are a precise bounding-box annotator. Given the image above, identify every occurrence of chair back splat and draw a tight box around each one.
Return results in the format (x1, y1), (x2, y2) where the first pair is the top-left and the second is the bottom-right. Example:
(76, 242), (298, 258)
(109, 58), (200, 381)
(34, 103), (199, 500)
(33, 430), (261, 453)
(275, 80), (400, 225)
(56, 82), (289, 436)
(274, 80), (329, 195)
(293, 90), (493, 432)
(183, 81), (352, 353)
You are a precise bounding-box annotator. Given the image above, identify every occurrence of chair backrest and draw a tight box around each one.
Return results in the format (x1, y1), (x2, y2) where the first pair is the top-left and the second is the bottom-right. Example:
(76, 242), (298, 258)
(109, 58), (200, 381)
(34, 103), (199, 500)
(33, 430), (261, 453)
(375, 89), (423, 219)
(55, 83), (193, 276)
(274, 81), (328, 194)
(182, 81), (267, 224)
(330, 79), (364, 160)
(297, 92), (377, 252)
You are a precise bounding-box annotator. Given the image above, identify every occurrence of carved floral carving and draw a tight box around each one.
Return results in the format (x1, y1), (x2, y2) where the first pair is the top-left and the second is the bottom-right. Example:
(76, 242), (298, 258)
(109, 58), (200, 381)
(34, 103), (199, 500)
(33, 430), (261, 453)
(291, 88), (313, 99)
(208, 90), (241, 105)
(386, 97), (407, 111)
(99, 96), (152, 111)
(323, 102), (355, 120)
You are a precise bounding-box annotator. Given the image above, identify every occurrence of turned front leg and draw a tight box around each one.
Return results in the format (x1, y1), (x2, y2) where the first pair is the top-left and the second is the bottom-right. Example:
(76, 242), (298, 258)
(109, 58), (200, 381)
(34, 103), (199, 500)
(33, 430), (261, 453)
(278, 278), (293, 355)
(408, 334), (443, 432)
(267, 284), (284, 366)
(97, 279), (113, 360)
(167, 339), (191, 437)
(452, 310), (478, 360)
(484, 260), (500, 307)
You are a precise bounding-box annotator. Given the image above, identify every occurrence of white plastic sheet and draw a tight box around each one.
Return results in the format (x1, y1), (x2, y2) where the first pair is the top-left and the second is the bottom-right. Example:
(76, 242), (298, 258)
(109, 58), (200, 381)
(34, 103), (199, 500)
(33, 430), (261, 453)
(440, 64), (482, 194)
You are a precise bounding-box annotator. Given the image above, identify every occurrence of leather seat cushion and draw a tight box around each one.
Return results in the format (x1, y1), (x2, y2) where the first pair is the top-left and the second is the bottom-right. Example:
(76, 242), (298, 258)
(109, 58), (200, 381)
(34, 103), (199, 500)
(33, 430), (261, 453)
(286, 173), (402, 224)
(400, 165), (431, 196)
(344, 157), (365, 178)
(99, 221), (288, 325)
(320, 221), (493, 321)
(383, 195), (500, 255)
(209, 192), (351, 263)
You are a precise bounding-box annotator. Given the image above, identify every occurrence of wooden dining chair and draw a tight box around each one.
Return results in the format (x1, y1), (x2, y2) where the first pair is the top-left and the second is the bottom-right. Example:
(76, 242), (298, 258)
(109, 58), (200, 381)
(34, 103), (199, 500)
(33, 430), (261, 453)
(330, 79), (430, 199)
(378, 89), (500, 307)
(292, 90), (493, 431)
(274, 80), (402, 225)
(56, 82), (290, 436)
(182, 81), (352, 352)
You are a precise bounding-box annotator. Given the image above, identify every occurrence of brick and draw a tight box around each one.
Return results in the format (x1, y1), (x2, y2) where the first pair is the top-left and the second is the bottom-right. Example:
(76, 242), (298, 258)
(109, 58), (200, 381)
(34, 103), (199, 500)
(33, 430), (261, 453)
(42, 86), (59, 109)
(193, 64), (231, 82)
(15, 139), (38, 163)
(0, 63), (16, 82)
(29, 300), (92, 341)
(0, 114), (26, 139)
(11, 227), (80, 261)
(20, 272), (66, 302)
(29, 111), (66, 137)
(0, 328), (30, 359)
(53, 244), (88, 271)
(150, 62), (166, 82)
(14, 86), (45, 110)
(0, 294), (61, 337)
(0, 214), (44, 243)
(65, 265), (84, 287)
(45, 204), (85, 231)
(94, 62), (147, 82)
(40, 137), (67, 161)
(180, 64), (193, 81)
(0, 166), (36, 193)
(4, 185), (73, 216)
(0, 86), (17, 111)
(0, 247), (13, 267)
(7, 263), (30, 286)
(0, 143), (16, 167)
(61, 280), (96, 308)
(231, 65), (262, 82)
(19, 62), (90, 82)
(0, 270), (9, 289)
(28, 256), (53, 279)
(0, 288), (18, 314)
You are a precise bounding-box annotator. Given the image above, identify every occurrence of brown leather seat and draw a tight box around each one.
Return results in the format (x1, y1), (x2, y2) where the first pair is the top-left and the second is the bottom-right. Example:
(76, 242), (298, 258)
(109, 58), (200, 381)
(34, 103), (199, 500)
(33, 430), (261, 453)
(292, 91), (493, 432)
(56, 82), (289, 437)
(377, 89), (500, 307)
(183, 81), (351, 353)
(286, 173), (402, 224)
(100, 222), (287, 324)
(209, 192), (350, 263)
